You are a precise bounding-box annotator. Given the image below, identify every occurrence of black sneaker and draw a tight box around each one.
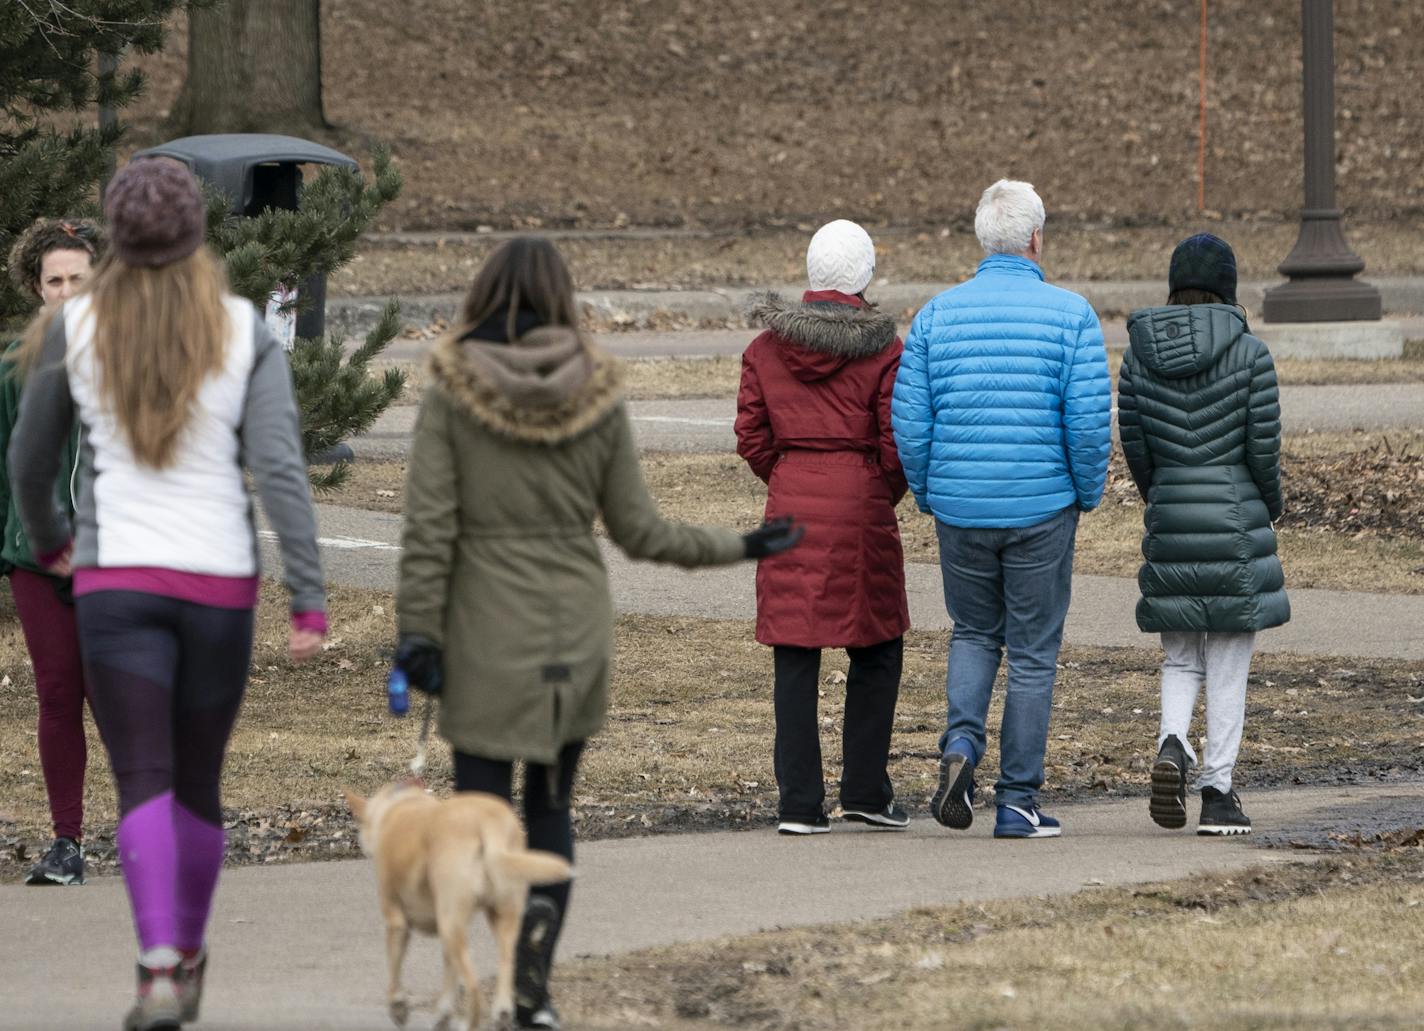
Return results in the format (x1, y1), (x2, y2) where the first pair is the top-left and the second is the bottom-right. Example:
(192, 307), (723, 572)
(25, 836), (85, 885)
(930, 750), (976, 830)
(1198, 786), (1252, 836)
(841, 802), (910, 830)
(1149, 735), (1190, 830)
(776, 814), (830, 835)
(515, 895), (563, 1030)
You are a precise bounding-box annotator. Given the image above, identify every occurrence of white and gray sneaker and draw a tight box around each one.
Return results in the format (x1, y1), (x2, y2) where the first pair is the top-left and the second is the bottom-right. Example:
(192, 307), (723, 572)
(123, 950), (183, 1031)
(841, 803), (910, 830)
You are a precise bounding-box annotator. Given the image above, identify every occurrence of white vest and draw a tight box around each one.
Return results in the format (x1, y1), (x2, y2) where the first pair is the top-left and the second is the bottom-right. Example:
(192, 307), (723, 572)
(64, 294), (259, 576)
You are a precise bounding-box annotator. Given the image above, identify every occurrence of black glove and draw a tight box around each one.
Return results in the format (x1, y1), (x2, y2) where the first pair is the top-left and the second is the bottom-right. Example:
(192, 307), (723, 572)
(52, 576), (74, 607)
(394, 634), (444, 697)
(742, 517), (805, 559)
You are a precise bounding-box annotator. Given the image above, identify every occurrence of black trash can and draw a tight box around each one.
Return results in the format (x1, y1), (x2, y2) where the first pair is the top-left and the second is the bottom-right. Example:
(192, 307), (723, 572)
(132, 133), (359, 343)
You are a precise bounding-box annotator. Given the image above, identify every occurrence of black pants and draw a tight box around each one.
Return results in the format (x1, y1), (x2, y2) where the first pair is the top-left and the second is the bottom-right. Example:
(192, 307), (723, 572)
(453, 741), (583, 944)
(76, 590), (254, 823)
(773, 637), (903, 821)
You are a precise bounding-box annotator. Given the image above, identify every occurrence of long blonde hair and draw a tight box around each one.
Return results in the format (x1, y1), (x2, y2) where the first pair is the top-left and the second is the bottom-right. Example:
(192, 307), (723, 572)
(19, 247), (230, 468)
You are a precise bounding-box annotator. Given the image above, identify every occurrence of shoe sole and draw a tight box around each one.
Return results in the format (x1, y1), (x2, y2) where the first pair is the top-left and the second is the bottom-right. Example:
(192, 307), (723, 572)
(840, 811), (910, 830)
(1149, 758), (1188, 830)
(931, 753), (974, 830)
(777, 823), (830, 835)
(24, 872), (83, 886)
(1197, 824), (1252, 836)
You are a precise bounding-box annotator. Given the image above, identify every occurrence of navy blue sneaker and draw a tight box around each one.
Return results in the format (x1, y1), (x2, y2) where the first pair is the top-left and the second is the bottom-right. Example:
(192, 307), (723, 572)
(994, 803), (1062, 839)
(931, 746), (976, 830)
(25, 836), (85, 885)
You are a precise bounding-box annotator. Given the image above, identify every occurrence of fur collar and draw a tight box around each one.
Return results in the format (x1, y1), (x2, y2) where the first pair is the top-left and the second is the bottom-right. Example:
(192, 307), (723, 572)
(429, 329), (624, 445)
(748, 291), (897, 359)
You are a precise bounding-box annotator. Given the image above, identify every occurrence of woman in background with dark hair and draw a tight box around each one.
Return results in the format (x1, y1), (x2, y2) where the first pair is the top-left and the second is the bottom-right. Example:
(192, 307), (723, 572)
(2, 217), (105, 886)
(1118, 233), (1289, 838)
(394, 237), (801, 1030)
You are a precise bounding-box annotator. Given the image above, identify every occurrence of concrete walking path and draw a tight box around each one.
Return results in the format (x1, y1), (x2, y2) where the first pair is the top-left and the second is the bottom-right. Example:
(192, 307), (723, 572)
(5, 781), (1420, 1030)
(263, 503), (1424, 661)
(351, 382), (1424, 459)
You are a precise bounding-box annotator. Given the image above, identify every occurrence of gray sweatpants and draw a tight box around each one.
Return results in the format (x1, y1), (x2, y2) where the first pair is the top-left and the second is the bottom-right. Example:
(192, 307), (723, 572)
(1157, 631), (1256, 792)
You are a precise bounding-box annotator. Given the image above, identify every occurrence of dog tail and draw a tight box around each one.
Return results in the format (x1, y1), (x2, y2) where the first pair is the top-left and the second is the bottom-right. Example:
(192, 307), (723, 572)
(489, 846), (575, 887)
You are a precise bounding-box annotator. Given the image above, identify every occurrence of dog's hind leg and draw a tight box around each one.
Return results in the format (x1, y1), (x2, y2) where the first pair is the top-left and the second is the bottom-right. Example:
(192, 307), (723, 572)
(436, 905), (482, 1030)
(432, 948), (459, 1031)
(383, 911), (413, 1027)
(487, 897), (523, 1029)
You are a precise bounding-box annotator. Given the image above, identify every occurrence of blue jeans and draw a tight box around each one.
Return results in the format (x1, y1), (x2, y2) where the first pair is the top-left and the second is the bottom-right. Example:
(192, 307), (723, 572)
(935, 506), (1078, 808)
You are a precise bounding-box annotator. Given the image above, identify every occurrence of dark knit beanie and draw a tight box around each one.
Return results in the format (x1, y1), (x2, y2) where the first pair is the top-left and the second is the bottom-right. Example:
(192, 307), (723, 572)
(1168, 233), (1237, 305)
(103, 158), (207, 268)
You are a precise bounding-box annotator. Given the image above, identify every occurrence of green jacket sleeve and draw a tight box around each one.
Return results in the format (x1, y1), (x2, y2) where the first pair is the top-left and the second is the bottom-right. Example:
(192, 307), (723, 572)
(1245, 339), (1284, 522)
(0, 346), (19, 545)
(397, 387), (460, 644)
(1116, 353), (1153, 501)
(599, 404), (745, 567)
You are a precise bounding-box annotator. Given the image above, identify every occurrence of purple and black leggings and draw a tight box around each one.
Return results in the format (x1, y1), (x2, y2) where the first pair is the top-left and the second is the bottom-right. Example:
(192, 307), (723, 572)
(77, 590), (254, 952)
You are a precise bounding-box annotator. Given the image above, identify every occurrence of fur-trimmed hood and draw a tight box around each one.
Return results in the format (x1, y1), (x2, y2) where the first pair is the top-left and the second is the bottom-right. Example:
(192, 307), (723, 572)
(748, 291), (897, 360)
(428, 326), (624, 445)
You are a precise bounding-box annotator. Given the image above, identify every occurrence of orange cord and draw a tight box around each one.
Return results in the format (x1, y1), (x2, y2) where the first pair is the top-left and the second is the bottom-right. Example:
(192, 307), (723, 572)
(1199, 0), (1208, 211)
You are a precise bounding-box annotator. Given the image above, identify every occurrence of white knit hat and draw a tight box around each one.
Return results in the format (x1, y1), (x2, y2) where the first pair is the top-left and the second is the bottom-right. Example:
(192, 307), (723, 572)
(806, 219), (876, 295)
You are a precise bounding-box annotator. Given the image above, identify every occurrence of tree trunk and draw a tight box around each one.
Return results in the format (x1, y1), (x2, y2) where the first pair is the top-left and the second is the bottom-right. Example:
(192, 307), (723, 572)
(169, 0), (326, 137)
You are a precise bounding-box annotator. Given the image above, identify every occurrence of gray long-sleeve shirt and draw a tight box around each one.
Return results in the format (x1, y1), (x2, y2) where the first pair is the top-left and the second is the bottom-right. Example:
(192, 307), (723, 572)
(9, 294), (325, 615)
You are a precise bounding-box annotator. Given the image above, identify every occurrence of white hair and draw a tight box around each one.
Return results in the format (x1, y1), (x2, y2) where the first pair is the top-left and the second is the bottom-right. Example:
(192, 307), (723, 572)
(974, 179), (1046, 256)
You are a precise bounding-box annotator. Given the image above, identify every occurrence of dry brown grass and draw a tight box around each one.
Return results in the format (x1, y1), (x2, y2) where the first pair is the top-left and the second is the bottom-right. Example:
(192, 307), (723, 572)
(3, 586), (1420, 880)
(326, 441), (1424, 594)
(389, 355), (1424, 411)
(617, 354), (1424, 399)
(554, 849), (1424, 1030)
(329, 220), (1424, 297)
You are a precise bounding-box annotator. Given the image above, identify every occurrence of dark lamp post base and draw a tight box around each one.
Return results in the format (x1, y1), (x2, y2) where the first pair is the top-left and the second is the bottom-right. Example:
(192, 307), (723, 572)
(1262, 276), (1383, 323)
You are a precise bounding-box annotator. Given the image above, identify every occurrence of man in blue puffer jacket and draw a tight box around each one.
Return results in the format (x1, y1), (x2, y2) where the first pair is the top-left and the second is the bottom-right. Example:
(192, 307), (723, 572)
(892, 179), (1111, 840)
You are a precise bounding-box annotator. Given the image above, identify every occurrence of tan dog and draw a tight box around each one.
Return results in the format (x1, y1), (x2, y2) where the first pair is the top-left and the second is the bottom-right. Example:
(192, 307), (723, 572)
(345, 784), (574, 1030)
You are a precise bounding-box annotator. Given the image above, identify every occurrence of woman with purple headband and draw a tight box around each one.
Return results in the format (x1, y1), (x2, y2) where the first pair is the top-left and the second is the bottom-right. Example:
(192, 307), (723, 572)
(10, 159), (326, 1031)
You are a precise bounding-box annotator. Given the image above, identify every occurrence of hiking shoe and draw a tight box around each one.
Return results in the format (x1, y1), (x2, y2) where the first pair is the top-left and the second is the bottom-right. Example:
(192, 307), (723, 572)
(841, 802), (910, 830)
(517, 1000), (562, 1030)
(176, 947), (207, 1022)
(24, 836), (84, 885)
(1149, 734), (1190, 830)
(1198, 786), (1252, 836)
(515, 895), (563, 1029)
(930, 749), (976, 829)
(123, 957), (183, 1031)
(776, 814), (830, 835)
(993, 804), (1062, 839)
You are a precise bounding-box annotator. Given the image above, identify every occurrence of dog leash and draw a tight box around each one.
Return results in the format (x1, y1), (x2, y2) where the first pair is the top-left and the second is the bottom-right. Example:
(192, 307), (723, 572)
(408, 694), (435, 781)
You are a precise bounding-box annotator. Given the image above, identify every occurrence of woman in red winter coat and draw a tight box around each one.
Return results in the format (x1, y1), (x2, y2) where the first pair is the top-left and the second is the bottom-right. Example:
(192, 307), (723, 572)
(735, 219), (911, 835)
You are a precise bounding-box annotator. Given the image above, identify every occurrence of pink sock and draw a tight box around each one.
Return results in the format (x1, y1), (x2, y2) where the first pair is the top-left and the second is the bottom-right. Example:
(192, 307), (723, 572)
(172, 801), (226, 952)
(116, 792), (178, 950)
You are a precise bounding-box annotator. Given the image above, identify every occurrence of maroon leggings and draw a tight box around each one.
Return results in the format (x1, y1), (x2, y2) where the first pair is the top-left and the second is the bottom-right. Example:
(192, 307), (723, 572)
(11, 569), (90, 840)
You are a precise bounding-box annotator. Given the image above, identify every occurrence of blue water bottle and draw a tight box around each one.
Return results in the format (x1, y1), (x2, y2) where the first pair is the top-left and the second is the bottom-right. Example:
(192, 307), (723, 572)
(386, 665), (410, 716)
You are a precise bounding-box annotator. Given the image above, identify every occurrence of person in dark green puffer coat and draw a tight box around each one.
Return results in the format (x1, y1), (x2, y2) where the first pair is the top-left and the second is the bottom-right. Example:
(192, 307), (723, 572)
(1118, 233), (1289, 839)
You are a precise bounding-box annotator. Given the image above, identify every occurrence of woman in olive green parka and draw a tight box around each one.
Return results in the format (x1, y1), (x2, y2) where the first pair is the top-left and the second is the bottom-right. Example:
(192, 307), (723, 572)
(394, 238), (799, 1031)
(1118, 233), (1288, 840)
